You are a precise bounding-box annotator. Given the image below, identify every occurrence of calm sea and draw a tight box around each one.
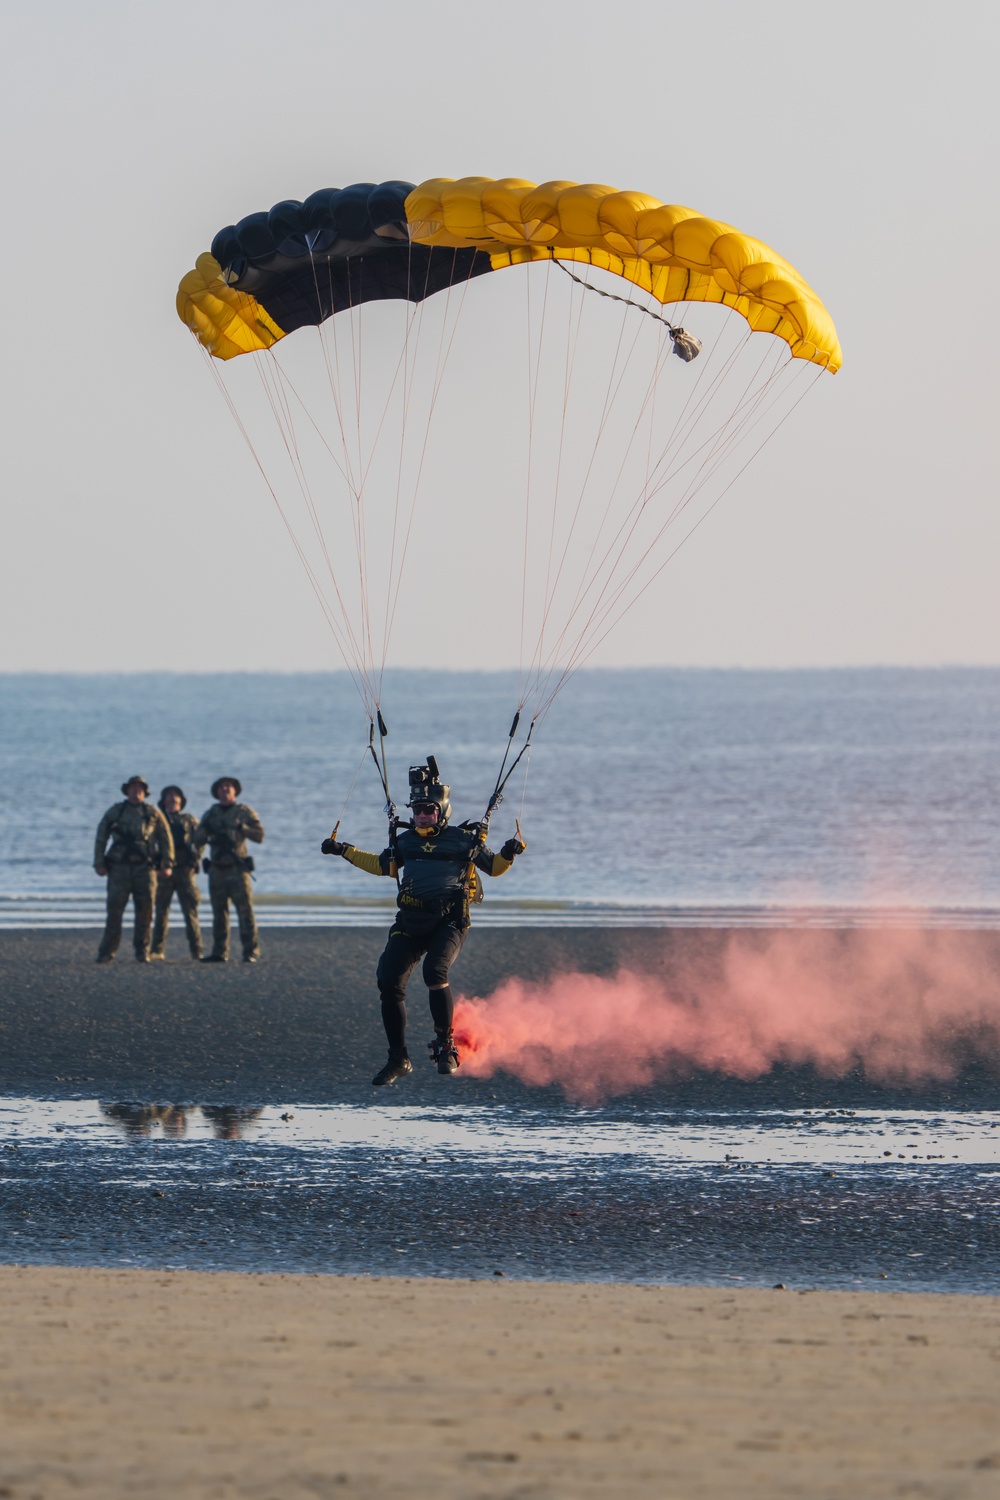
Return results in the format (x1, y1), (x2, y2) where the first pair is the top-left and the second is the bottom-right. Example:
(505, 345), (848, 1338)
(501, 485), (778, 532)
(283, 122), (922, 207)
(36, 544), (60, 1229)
(2, 668), (1000, 926)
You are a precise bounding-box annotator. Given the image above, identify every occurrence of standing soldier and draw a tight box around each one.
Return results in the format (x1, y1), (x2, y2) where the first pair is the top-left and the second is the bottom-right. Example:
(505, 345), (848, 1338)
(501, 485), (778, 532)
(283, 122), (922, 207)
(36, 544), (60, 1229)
(195, 777), (265, 963)
(94, 776), (174, 964)
(150, 785), (203, 961)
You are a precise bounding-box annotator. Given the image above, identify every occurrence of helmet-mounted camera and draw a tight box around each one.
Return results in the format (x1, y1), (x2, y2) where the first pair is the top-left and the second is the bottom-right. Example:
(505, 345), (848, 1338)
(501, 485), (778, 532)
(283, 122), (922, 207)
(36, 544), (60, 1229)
(407, 755), (451, 825)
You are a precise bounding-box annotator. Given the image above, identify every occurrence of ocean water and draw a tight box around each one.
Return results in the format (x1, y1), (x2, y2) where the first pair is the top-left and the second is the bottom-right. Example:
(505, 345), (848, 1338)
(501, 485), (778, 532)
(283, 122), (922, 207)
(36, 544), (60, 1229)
(2, 667), (1000, 925)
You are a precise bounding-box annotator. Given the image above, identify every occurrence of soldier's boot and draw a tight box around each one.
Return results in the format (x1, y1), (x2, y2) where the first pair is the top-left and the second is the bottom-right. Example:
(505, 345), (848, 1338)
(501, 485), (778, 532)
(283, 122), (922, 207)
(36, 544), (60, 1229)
(372, 1050), (413, 1087)
(429, 1034), (460, 1076)
(149, 950), (166, 961)
(201, 954), (227, 963)
(96, 952), (115, 964)
(190, 944), (203, 961)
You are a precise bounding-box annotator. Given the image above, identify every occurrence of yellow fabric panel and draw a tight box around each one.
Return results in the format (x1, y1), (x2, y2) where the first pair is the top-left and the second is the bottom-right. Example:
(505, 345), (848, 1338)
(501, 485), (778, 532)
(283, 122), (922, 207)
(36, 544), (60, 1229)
(176, 253), (285, 361)
(406, 178), (841, 370)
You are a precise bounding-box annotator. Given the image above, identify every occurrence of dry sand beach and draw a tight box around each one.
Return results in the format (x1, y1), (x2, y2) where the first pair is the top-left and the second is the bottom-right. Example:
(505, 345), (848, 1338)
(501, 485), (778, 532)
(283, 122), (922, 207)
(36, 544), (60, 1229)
(2, 1266), (999, 1499)
(2, 926), (999, 1496)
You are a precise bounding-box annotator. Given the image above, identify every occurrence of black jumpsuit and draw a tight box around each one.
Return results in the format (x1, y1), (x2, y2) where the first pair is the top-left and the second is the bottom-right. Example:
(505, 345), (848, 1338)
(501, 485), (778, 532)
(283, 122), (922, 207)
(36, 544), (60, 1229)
(340, 823), (514, 1049)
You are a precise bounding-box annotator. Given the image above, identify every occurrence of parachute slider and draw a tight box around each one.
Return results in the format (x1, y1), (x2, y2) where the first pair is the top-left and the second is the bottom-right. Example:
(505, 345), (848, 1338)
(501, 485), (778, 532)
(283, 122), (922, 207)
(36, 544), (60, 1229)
(377, 709), (389, 738)
(508, 709), (520, 739)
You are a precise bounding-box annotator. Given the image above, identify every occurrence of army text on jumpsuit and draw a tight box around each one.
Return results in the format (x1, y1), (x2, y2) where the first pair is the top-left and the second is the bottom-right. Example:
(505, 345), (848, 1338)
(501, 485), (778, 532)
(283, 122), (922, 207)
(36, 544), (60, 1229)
(94, 802), (175, 960)
(152, 808), (204, 958)
(194, 801), (265, 960)
(336, 825), (515, 1050)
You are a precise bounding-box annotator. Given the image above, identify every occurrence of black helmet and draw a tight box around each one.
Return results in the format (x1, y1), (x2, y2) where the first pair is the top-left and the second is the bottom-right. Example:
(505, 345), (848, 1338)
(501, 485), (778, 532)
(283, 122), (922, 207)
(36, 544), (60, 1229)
(121, 776), (150, 796)
(407, 757), (451, 826)
(158, 785), (187, 811)
(211, 776), (242, 799)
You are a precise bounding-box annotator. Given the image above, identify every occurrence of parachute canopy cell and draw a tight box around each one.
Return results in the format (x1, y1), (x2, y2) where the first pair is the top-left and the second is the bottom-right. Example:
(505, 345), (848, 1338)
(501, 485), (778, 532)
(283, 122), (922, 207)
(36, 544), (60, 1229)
(177, 176), (841, 372)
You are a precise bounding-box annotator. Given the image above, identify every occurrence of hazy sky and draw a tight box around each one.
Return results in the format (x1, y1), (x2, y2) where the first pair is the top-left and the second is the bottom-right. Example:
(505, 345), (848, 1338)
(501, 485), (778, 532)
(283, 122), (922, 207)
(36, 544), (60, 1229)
(1, 0), (996, 672)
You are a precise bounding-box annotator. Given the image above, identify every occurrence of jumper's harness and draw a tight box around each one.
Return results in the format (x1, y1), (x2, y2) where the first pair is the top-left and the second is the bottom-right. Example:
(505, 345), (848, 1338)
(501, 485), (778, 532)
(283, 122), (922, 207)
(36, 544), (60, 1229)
(329, 705), (534, 922)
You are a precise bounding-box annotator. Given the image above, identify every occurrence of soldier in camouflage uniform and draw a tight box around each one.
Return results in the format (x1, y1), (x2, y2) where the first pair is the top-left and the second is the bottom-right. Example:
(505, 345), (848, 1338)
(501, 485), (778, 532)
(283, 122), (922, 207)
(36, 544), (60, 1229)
(150, 785), (203, 960)
(194, 777), (265, 963)
(94, 776), (175, 963)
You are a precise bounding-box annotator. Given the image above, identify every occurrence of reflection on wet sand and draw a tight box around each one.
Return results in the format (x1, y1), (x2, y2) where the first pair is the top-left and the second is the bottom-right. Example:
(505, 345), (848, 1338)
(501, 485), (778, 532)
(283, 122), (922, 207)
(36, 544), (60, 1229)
(99, 1104), (264, 1141)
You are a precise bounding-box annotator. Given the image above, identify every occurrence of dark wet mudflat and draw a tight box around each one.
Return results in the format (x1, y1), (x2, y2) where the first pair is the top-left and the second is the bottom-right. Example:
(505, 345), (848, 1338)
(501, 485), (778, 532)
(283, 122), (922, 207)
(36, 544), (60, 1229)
(1, 928), (998, 1291)
(2, 1097), (1000, 1292)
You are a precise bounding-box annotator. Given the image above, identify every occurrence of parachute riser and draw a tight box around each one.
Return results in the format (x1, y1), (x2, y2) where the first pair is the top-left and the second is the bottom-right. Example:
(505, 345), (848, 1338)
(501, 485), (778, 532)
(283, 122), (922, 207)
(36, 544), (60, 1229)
(459, 712), (534, 923)
(366, 710), (401, 890)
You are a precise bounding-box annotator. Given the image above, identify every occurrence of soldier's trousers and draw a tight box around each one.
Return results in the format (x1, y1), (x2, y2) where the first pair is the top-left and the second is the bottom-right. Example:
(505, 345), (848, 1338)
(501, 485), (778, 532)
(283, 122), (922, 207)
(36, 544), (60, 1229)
(98, 863), (157, 959)
(151, 869), (202, 957)
(208, 864), (259, 960)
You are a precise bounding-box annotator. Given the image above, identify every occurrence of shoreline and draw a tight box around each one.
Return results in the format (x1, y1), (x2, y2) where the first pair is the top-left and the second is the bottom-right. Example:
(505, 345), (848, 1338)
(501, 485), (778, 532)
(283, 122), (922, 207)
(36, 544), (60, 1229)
(2, 1265), (998, 1499)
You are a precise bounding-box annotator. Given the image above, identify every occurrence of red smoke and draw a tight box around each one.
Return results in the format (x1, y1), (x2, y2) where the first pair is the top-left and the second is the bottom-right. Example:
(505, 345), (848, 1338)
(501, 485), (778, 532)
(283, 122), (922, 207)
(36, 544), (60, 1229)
(452, 929), (1000, 1104)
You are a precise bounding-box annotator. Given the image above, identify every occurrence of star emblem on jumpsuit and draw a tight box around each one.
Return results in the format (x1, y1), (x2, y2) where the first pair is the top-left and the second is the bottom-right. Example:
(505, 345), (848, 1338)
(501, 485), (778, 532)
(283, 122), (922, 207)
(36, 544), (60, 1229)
(421, 840), (436, 853)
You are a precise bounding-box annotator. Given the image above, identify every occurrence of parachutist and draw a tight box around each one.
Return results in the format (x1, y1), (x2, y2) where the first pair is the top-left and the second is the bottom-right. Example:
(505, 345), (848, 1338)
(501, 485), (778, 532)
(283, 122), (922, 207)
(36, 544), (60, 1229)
(322, 760), (526, 1086)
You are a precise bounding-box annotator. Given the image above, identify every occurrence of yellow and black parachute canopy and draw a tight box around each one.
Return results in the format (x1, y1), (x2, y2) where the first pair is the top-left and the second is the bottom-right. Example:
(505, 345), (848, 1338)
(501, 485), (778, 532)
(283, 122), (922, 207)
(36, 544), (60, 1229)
(177, 177), (841, 371)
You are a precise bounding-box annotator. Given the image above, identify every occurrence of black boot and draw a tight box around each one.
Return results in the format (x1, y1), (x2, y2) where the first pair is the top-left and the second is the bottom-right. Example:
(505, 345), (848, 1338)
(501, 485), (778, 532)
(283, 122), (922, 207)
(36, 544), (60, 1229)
(372, 1049), (412, 1087)
(429, 1034), (459, 1076)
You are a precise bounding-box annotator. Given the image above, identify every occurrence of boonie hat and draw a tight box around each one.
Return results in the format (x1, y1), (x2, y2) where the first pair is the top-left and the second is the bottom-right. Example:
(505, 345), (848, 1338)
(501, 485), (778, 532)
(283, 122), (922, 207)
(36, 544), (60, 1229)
(211, 776), (242, 799)
(159, 784), (187, 810)
(121, 776), (150, 796)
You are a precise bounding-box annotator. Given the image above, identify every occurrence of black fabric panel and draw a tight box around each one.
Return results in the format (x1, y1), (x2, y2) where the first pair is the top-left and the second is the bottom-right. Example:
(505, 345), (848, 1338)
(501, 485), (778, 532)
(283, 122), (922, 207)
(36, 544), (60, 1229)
(208, 181), (496, 334)
(254, 245), (495, 334)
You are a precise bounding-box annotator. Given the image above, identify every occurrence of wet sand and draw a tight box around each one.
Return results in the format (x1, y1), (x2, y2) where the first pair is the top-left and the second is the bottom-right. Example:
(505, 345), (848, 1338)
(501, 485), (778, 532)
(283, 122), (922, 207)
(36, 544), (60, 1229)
(2, 926), (998, 1105)
(2, 1265), (998, 1499)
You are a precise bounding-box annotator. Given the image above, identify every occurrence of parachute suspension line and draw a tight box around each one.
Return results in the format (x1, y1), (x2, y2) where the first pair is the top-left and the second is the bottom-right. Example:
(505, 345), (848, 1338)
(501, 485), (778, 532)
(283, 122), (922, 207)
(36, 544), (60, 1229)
(265, 327), (435, 703)
(305, 258), (372, 699)
(522, 279), (657, 710)
(250, 353), (375, 711)
(308, 244), (434, 701)
(659, 325), (753, 470)
(640, 340), (791, 546)
(528, 255), (590, 695)
(307, 253), (362, 502)
(345, 269), (380, 712)
(520, 275), (679, 712)
(518, 252), (555, 710)
(381, 233), (423, 691)
(532, 343), (812, 723)
(329, 740), (370, 846)
(536, 325), (770, 694)
(548, 363), (826, 705)
(200, 345), (371, 712)
(546, 351), (800, 704)
(517, 736), (533, 828)
(549, 357), (816, 703)
(381, 250), (479, 691)
(256, 356), (339, 599)
(306, 250), (380, 704)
